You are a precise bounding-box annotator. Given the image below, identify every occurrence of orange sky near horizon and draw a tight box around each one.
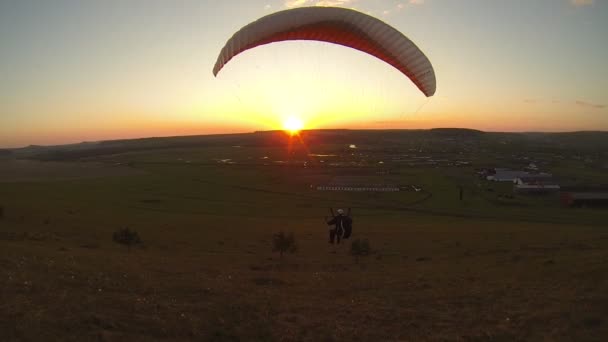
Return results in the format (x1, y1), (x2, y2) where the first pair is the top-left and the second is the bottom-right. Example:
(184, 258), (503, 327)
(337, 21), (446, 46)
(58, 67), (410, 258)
(1, 0), (607, 148)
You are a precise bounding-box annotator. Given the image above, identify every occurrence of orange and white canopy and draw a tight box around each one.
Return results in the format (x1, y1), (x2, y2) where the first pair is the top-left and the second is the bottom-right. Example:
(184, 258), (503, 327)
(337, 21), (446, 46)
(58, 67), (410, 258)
(213, 6), (436, 97)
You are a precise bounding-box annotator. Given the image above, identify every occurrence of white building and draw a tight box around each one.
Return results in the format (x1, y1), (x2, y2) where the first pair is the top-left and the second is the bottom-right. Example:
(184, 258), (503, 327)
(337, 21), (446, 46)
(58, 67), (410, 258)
(514, 175), (559, 194)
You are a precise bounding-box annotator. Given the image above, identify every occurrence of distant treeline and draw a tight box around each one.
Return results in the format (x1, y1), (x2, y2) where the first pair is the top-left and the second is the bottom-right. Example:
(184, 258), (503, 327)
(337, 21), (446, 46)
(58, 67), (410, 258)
(0, 149), (12, 157)
(429, 128), (484, 137)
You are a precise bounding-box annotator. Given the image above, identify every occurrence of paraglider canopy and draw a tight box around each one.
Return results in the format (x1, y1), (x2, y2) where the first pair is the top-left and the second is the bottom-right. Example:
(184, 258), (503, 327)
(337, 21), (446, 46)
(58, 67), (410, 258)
(213, 7), (436, 97)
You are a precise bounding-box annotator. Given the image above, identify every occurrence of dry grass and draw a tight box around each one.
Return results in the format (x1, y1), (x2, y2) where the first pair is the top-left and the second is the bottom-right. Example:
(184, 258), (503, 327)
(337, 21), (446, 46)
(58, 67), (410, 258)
(0, 160), (142, 182)
(1, 142), (607, 341)
(1, 215), (607, 341)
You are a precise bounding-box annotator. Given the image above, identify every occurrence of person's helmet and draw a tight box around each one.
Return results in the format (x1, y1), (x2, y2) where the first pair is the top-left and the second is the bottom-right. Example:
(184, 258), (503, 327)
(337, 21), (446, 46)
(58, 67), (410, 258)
(337, 209), (344, 215)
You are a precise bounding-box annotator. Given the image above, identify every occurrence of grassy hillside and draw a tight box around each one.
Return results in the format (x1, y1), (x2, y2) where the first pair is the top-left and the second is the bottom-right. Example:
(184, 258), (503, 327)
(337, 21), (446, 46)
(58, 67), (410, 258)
(1, 130), (607, 341)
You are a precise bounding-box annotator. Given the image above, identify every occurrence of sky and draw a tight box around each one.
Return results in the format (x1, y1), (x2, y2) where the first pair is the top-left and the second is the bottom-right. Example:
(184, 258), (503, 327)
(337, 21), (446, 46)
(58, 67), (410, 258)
(0, 0), (607, 148)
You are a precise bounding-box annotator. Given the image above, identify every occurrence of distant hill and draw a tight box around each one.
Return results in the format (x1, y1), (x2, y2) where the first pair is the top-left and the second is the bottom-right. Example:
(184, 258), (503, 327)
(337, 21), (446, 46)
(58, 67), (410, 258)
(10, 129), (608, 161)
(429, 128), (484, 137)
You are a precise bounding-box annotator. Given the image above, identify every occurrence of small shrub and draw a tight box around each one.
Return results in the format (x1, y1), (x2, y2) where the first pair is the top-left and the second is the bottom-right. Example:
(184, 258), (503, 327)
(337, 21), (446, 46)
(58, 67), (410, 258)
(112, 228), (142, 251)
(80, 242), (101, 249)
(350, 238), (371, 264)
(272, 231), (297, 259)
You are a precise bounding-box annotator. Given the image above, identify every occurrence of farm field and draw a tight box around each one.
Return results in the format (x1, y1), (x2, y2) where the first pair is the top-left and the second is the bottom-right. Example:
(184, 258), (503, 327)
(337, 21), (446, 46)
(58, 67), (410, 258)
(1, 130), (607, 341)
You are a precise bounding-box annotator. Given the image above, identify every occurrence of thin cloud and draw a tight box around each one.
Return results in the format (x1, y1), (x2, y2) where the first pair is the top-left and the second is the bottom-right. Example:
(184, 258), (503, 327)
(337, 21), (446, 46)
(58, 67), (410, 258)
(284, 0), (309, 8)
(570, 0), (593, 6)
(316, 0), (354, 6)
(395, 1), (425, 12)
(576, 100), (605, 109)
(285, 0), (354, 8)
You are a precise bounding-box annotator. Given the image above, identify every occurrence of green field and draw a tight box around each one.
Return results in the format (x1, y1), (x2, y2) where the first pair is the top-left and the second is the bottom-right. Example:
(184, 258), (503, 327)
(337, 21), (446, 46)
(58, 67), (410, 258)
(1, 130), (607, 341)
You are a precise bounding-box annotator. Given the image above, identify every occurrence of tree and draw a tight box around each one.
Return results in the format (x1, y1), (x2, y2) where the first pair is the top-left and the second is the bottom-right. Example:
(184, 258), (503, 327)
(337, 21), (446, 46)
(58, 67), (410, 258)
(0, 205), (4, 220)
(112, 228), (142, 251)
(272, 231), (297, 259)
(350, 238), (371, 264)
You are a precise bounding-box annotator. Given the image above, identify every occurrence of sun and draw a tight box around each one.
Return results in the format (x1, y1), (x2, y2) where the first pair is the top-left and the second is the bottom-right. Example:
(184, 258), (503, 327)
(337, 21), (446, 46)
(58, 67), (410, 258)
(283, 116), (304, 135)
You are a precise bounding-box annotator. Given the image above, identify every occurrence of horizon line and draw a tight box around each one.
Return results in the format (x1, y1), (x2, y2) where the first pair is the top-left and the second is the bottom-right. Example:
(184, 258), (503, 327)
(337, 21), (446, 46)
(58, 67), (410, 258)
(3, 128), (608, 150)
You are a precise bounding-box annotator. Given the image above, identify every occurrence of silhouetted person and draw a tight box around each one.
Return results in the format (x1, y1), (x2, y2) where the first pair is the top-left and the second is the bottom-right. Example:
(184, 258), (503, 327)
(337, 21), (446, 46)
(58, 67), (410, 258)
(326, 208), (352, 244)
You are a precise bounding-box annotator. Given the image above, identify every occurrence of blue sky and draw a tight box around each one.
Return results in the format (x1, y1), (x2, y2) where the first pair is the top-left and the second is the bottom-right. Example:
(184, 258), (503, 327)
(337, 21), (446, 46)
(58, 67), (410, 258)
(0, 0), (606, 147)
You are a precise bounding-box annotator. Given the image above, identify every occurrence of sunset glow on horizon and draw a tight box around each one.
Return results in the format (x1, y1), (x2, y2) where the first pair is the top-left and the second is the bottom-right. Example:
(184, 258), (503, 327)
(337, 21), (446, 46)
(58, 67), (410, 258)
(283, 116), (305, 135)
(1, 0), (607, 148)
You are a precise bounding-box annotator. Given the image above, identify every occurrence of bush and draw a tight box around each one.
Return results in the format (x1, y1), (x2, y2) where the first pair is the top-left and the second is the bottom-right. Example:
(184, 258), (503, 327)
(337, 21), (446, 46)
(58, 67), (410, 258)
(350, 238), (371, 264)
(112, 228), (142, 251)
(272, 231), (297, 259)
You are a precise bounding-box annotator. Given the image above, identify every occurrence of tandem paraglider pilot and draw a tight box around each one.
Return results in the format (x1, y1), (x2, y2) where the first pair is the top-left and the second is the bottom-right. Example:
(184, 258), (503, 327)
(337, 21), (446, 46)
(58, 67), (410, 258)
(325, 208), (353, 245)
